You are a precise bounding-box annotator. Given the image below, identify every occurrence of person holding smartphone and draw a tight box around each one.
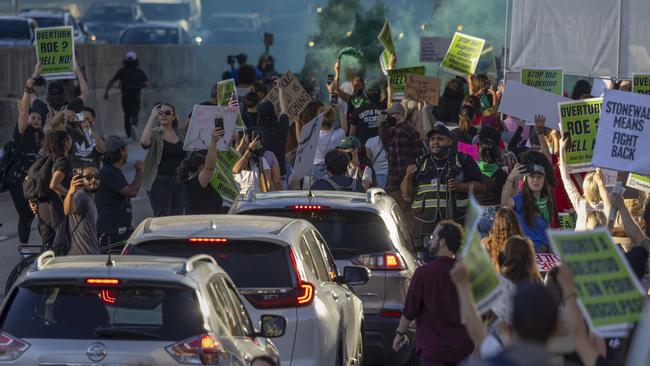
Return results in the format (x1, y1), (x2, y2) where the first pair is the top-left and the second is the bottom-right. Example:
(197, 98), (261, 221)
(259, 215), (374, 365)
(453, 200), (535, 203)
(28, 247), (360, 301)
(232, 136), (272, 195)
(63, 164), (102, 255)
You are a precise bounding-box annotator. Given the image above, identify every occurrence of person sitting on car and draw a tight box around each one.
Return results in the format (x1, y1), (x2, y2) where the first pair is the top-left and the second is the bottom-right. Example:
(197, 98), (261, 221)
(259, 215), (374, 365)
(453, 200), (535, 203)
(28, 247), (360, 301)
(311, 149), (364, 192)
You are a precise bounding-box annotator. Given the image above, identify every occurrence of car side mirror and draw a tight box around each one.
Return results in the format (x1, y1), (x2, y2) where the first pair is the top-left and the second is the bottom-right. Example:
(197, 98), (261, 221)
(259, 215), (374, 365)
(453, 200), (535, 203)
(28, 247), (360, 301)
(343, 265), (370, 286)
(257, 315), (286, 338)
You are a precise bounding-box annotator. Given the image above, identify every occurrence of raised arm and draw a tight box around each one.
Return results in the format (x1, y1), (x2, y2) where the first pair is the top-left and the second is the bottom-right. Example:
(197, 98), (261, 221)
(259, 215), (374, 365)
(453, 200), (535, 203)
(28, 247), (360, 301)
(400, 165), (417, 202)
(333, 60), (351, 102)
(232, 137), (258, 175)
(558, 135), (583, 210)
(140, 105), (160, 148)
(75, 65), (90, 103)
(198, 128), (224, 188)
(610, 192), (646, 245)
(593, 168), (612, 219)
(63, 174), (83, 215)
(533, 114), (552, 163)
(450, 260), (488, 347)
(501, 164), (525, 207)
(119, 161), (144, 198)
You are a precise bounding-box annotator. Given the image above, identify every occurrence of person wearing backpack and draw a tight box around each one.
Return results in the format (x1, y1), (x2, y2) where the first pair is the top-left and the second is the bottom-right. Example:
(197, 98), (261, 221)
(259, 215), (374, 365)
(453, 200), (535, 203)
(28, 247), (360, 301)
(62, 165), (101, 255)
(311, 150), (364, 193)
(337, 136), (374, 191)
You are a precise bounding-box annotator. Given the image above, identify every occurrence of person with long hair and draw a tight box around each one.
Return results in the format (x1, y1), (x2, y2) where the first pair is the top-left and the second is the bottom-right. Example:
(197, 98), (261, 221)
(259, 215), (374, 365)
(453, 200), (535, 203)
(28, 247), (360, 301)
(467, 73), (496, 112)
(140, 103), (185, 217)
(481, 207), (523, 270)
(450, 105), (478, 145)
(500, 235), (542, 284)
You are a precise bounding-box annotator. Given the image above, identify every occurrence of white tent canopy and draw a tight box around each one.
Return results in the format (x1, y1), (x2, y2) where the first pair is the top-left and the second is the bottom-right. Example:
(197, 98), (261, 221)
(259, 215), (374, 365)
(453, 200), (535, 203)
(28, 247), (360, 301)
(507, 0), (650, 79)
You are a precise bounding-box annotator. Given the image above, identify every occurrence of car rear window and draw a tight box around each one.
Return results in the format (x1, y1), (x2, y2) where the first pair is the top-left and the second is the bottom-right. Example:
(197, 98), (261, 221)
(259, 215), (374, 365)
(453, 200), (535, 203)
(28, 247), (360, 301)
(0, 20), (31, 39)
(129, 240), (293, 288)
(0, 284), (203, 340)
(242, 209), (393, 259)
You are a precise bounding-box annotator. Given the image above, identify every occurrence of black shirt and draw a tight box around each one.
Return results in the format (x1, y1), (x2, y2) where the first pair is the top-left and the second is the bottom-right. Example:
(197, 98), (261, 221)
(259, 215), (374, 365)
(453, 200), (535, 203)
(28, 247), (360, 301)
(67, 127), (101, 168)
(96, 164), (132, 234)
(111, 66), (148, 98)
(183, 175), (223, 214)
(475, 168), (508, 206)
(6, 125), (42, 184)
(53, 156), (72, 190)
(351, 102), (382, 145)
(261, 114), (289, 176)
(158, 140), (185, 175)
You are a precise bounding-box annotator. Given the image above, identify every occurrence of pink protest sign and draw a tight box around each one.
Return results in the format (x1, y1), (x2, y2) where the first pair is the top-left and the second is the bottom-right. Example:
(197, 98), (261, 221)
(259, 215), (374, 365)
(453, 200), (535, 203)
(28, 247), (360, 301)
(458, 142), (478, 160)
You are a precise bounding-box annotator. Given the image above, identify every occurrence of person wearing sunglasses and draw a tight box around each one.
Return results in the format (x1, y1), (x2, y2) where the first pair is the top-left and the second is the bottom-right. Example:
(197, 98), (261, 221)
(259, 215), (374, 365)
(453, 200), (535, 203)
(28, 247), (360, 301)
(63, 165), (102, 255)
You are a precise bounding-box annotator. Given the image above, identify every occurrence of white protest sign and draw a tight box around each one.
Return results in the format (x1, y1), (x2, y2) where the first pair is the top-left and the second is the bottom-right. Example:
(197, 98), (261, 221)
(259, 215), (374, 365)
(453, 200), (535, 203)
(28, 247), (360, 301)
(184, 105), (239, 151)
(626, 173), (650, 193)
(419, 37), (452, 63)
(261, 71), (312, 122)
(292, 112), (324, 180)
(591, 78), (612, 97)
(498, 80), (571, 130)
(593, 89), (650, 175)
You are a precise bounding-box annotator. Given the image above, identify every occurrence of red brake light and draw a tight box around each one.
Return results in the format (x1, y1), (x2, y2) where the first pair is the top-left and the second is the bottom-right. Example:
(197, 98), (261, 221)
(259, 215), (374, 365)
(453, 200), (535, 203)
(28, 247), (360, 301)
(297, 283), (314, 305)
(286, 205), (331, 211)
(380, 310), (402, 318)
(188, 238), (228, 244)
(100, 289), (116, 304)
(166, 333), (224, 365)
(85, 278), (120, 285)
(0, 331), (29, 361)
(352, 252), (406, 271)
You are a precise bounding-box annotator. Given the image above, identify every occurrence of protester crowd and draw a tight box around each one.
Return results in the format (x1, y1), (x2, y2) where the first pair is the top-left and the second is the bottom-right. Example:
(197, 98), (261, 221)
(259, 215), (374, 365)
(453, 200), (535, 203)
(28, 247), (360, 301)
(0, 42), (648, 366)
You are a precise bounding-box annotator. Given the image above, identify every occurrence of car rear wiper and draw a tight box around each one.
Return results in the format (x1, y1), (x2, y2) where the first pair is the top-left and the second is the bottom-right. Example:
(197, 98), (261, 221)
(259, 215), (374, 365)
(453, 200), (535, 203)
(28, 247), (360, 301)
(95, 327), (160, 339)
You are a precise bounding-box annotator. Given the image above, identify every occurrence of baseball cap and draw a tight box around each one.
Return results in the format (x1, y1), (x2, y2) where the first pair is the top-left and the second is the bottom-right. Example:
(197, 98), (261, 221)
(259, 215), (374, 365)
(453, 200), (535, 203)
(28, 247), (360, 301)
(124, 51), (137, 61)
(337, 136), (361, 150)
(426, 124), (451, 139)
(105, 135), (127, 155)
(47, 81), (64, 96)
(382, 102), (406, 116)
(524, 164), (546, 176)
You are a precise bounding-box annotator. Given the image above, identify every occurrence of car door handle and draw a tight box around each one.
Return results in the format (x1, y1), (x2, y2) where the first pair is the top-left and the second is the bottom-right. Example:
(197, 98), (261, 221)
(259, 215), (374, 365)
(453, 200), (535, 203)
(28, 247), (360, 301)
(331, 292), (339, 300)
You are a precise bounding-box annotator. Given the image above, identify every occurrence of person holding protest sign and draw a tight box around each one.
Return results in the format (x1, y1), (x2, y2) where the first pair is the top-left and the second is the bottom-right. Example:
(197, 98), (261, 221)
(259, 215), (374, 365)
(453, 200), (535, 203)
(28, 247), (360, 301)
(140, 103), (185, 217)
(232, 136), (272, 195)
(468, 73), (496, 112)
(481, 207), (523, 270)
(178, 128), (225, 214)
(393, 221), (474, 366)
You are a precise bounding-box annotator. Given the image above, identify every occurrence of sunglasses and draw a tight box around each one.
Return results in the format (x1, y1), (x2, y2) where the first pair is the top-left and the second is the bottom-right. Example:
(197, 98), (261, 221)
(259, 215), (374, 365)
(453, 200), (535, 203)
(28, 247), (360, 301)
(83, 174), (100, 181)
(159, 111), (173, 116)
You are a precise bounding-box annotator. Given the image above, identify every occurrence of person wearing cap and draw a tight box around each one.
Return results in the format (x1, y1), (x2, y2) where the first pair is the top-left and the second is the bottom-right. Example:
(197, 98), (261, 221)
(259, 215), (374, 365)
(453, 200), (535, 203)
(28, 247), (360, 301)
(401, 124), (484, 246)
(104, 51), (149, 139)
(337, 136), (373, 191)
(96, 135), (144, 248)
(349, 83), (383, 145)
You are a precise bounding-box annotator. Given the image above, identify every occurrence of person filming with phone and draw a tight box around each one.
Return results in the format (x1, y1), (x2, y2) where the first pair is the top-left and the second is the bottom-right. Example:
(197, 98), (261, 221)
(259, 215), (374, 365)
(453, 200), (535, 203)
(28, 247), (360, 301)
(63, 165), (102, 255)
(232, 135), (273, 195)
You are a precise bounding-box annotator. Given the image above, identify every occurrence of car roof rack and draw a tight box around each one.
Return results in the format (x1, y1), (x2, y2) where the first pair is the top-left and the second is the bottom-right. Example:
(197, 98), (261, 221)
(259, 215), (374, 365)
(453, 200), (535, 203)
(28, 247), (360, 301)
(182, 254), (217, 274)
(36, 250), (55, 271)
(366, 188), (387, 204)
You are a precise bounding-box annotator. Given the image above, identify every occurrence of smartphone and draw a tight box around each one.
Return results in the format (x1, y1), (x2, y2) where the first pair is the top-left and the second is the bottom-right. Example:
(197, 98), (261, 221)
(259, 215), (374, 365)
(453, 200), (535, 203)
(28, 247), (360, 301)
(330, 93), (338, 108)
(75, 112), (85, 122)
(327, 74), (335, 85)
(214, 117), (224, 129)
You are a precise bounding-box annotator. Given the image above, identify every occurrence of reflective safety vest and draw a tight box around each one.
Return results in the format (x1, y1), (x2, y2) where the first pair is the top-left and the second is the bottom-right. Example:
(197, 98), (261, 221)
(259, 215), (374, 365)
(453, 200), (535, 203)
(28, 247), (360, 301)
(411, 155), (469, 223)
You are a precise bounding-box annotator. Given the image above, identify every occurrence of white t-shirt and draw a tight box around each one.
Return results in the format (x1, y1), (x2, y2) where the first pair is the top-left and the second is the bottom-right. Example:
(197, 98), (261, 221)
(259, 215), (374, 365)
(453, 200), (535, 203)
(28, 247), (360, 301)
(365, 136), (388, 175)
(234, 157), (270, 195)
(314, 128), (346, 164)
(348, 163), (372, 184)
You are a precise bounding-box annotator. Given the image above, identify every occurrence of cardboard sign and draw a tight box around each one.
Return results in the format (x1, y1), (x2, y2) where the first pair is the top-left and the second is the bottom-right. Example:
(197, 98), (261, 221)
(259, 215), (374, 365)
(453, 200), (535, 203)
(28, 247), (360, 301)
(387, 66), (426, 102)
(457, 142), (478, 160)
(404, 75), (440, 105)
(378, 20), (395, 76)
(558, 98), (603, 173)
(419, 37), (452, 63)
(520, 68), (563, 95)
(440, 32), (485, 76)
(498, 80), (571, 130)
(261, 71), (311, 122)
(184, 105), (239, 151)
(216, 79), (244, 128)
(209, 148), (241, 206)
(35, 26), (75, 80)
(292, 113), (324, 180)
(548, 228), (645, 338)
(535, 253), (562, 272)
(626, 173), (650, 193)
(593, 89), (650, 175)
(632, 74), (650, 95)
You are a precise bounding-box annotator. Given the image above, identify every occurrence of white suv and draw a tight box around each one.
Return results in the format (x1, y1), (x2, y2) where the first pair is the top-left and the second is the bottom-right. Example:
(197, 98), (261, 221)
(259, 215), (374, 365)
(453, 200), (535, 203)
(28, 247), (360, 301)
(123, 215), (370, 366)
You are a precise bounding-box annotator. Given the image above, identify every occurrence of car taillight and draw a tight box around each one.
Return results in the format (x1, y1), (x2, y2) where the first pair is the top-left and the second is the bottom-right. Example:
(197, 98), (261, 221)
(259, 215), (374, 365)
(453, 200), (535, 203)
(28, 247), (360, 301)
(85, 278), (120, 285)
(352, 252), (406, 270)
(188, 238), (228, 244)
(165, 333), (225, 365)
(285, 205), (331, 211)
(380, 309), (402, 318)
(0, 331), (29, 361)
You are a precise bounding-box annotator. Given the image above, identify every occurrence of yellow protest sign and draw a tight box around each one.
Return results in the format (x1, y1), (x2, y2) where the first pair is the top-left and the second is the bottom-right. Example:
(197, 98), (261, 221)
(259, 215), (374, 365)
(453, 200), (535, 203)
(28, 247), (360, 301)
(440, 32), (485, 76)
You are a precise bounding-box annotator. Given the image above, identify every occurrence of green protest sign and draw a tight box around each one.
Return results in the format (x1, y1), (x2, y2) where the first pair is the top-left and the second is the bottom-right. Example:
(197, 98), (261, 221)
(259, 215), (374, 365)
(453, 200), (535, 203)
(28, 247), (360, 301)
(626, 173), (650, 193)
(558, 98), (602, 173)
(632, 74), (650, 95)
(559, 212), (576, 230)
(521, 68), (563, 95)
(548, 228), (645, 338)
(387, 66), (425, 102)
(440, 32), (485, 77)
(377, 19), (394, 54)
(210, 148), (241, 206)
(35, 26), (75, 80)
(216, 79), (244, 128)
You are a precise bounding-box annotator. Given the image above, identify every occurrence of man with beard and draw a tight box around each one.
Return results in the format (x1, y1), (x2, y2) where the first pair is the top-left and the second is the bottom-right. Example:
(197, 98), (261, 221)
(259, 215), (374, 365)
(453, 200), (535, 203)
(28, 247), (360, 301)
(393, 221), (474, 366)
(63, 165), (102, 255)
(401, 124), (484, 246)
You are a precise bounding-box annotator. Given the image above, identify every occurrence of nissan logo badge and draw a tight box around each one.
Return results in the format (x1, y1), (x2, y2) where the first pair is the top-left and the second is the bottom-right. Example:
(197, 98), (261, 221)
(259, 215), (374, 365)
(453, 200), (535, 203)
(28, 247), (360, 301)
(86, 342), (107, 362)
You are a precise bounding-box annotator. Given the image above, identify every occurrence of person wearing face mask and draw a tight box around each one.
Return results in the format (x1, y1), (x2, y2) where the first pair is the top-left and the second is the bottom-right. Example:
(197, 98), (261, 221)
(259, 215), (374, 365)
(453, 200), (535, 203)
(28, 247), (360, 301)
(337, 136), (373, 191)
(401, 124), (484, 245)
(349, 84), (383, 145)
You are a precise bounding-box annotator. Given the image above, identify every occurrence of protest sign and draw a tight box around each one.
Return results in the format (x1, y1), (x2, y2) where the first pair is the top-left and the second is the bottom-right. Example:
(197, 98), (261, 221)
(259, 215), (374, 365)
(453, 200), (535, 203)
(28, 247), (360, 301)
(216, 79), (244, 128)
(601, 169), (619, 187)
(535, 253), (562, 272)
(457, 142), (478, 160)
(626, 173), (650, 193)
(404, 75), (440, 105)
(184, 105), (239, 151)
(378, 20), (394, 76)
(419, 37), (452, 63)
(292, 113), (324, 180)
(440, 32), (485, 76)
(520, 68), (563, 95)
(632, 74), (650, 95)
(591, 78), (612, 97)
(261, 71), (311, 122)
(548, 228), (645, 337)
(387, 66), (426, 102)
(35, 26), (75, 80)
(559, 212), (576, 230)
(558, 98), (602, 173)
(209, 147), (241, 206)
(498, 80), (571, 130)
(593, 89), (650, 175)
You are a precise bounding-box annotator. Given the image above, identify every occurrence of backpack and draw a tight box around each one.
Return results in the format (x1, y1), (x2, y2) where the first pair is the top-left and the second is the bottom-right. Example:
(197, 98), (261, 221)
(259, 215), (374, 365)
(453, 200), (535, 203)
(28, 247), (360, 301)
(322, 176), (358, 192)
(51, 215), (82, 256)
(23, 156), (55, 201)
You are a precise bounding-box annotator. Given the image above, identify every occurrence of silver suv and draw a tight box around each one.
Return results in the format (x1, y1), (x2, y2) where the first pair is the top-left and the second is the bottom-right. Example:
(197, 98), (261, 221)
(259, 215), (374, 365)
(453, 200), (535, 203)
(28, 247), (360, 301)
(229, 189), (423, 365)
(0, 252), (283, 365)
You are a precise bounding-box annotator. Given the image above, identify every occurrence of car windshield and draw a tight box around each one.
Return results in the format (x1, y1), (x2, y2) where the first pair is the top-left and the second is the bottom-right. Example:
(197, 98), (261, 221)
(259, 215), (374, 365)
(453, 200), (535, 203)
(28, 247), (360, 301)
(243, 209), (393, 258)
(32, 17), (64, 28)
(140, 4), (190, 21)
(129, 240), (293, 288)
(121, 28), (178, 44)
(0, 20), (31, 39)
(85, 7), (134, 22)
(0, 284), (203, 340)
